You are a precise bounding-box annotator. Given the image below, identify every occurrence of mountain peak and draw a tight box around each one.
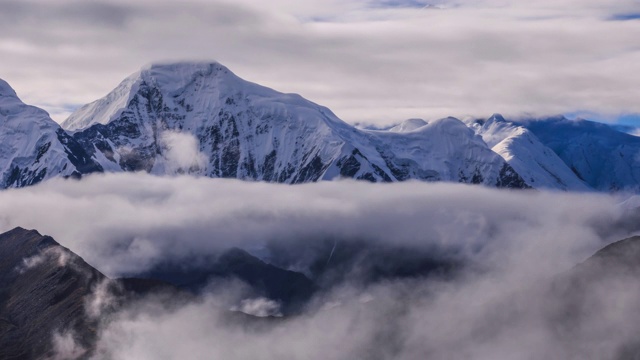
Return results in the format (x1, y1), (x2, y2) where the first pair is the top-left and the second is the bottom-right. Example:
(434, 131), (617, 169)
(4, 226), (41, 237)
(141, 61), (228, 74)
(62, 61), (273, 132)
(137, 61), (235, 94)
(0, 78), (17, 98)
(57, 61), (529, 187)
(488, 113), (506, 122)
(0, 78), (103, 188)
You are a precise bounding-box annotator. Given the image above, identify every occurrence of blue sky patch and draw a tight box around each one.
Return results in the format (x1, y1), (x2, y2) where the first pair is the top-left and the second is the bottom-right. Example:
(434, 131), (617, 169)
(609, 13), (640, 21)
(565, 111), (640, 128)
(617, 113), (640, 127)
(369, 0), (440, 9)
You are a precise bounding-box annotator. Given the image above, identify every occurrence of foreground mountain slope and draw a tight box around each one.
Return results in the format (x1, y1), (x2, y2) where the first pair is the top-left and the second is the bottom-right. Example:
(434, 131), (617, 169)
(63, 62), (527, 187)
(0, 227), (104, 359)
(0, 80), (102, 188)
(551, 235), (640, 359)
(0, 227), (313, 358)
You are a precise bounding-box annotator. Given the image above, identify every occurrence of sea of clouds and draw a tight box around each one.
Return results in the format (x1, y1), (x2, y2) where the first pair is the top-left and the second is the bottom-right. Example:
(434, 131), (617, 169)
(1, 174), (639, 359)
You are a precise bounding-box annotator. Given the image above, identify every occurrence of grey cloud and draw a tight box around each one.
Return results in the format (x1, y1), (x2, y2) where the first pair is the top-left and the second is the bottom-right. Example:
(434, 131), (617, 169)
(1, 0), (639, 125)
(1, 173), (639, 358)
(90, 259), (640, 359)
(0, 0), (135, 34)
(48, 330), (87, 360)
(0, 173), (634, 277)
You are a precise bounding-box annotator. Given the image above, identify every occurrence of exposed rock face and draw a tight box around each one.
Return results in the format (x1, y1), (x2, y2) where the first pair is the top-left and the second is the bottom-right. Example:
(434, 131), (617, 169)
(550, 236), (640, 360)
(0, 227), (104, 359)
(0, 228), (183, 359)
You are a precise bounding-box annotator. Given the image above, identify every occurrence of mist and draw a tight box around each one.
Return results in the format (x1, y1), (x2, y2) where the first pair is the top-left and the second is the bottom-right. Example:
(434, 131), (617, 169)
(1, 173), (639, 359)
(90, 257), (640, 359)
(0, 173), (634, 276)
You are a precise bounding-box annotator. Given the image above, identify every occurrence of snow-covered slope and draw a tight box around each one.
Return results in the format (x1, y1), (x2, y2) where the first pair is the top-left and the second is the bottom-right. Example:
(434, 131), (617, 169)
(63, 73), (140, 132)
(389, 118), (428, 133)
(469, 115), (591, 191)
(64, 63), (527, 187)
(5, 63), (640, 192)
(520, 117), (640, 192)
(0, 79), (101, 188)
(367, 117), (525, 186)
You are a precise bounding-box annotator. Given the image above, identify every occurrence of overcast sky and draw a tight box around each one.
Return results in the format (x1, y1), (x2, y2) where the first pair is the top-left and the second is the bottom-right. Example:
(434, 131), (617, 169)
(0, 0), (639, 127)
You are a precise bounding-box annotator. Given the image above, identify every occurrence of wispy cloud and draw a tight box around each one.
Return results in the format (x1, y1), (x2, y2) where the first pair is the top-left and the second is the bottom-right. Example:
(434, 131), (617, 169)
(0, 173), (635, 276)
(367, 0), (441, 9)
(609, 13), (640, 21)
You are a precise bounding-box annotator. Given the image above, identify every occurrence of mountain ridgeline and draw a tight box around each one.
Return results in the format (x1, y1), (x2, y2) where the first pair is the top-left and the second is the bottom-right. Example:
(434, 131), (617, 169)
(1, 62), (639, 191)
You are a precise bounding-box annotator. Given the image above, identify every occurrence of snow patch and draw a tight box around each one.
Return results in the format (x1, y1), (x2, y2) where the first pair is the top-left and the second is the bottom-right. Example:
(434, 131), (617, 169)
(231, 297), (283, 317)
(0, 78), (17, 98)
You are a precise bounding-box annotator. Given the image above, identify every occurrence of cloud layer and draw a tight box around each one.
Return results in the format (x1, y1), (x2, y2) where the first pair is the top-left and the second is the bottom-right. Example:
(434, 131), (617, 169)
(1, 173), (640, 358)
(0, 173), (635, 277)
(0, 0), (638, 126)
(89, 272), (640, 359)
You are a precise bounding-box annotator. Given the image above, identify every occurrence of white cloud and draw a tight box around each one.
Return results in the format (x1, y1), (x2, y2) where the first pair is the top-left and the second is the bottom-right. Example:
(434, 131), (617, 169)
(0, 173), (635, 277)
(0, 173), (639, 358)
(230, 297), (283, 317)
(15, 246), (70, 274)
(91, 265), (640, 359)
(85, 279), (120, 319)
(156, 131), (207, 175)
(48, 331), (86, 360)
(0, 0), (638, 126)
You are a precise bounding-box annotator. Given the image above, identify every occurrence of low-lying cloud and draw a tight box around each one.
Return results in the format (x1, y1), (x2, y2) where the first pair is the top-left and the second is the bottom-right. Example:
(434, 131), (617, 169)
(0, 173), (635, 276)
(15, 246), (70, 274)
(48, 331), (87, 360)
(2, 173), (640, 358)
(92, 265), (640, 359)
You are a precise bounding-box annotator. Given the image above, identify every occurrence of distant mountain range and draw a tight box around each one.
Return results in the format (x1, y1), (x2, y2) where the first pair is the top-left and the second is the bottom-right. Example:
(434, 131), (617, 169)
(1, 62), (639, 191)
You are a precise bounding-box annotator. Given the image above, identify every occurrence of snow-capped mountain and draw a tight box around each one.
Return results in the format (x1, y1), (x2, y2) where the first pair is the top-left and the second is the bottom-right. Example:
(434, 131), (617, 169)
(468, 115), (591, 191)
(62, 63), (526, 187)
(518, 117), (640, 192)
(2, 62), (639, 192)
(0, 79), (101, 188)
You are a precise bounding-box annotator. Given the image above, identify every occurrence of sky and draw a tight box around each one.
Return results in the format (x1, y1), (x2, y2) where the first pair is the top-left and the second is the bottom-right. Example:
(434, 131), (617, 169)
(0, 0), (639, 128)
